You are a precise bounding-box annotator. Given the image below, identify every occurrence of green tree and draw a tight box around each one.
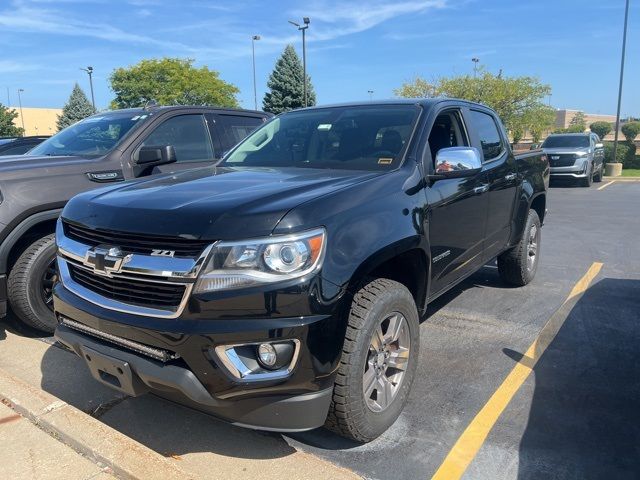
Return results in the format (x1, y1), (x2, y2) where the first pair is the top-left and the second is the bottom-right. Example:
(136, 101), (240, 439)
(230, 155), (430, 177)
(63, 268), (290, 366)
(57, 83), (96, 131)
(263, 45), (316, 114)
(0, 103), (24, 137)
(589, 121), (612, 140)
(620, 121), (640, 143)
(394, 68), (551, 133)
(109, 58), (239, 109)
(523, 105), (556, 143)
(568, 111), (586, 131)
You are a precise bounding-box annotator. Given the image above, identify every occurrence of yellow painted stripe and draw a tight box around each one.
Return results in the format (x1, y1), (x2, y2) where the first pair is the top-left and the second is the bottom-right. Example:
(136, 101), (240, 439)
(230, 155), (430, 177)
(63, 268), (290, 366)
(431, 262), (603, 480)
(597, 181), (615, 191)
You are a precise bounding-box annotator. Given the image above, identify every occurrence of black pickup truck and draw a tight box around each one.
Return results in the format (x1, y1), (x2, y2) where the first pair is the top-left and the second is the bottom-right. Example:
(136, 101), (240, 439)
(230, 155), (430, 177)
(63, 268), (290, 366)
(53, 99), (549, 442)
(0, 106), (270, 331)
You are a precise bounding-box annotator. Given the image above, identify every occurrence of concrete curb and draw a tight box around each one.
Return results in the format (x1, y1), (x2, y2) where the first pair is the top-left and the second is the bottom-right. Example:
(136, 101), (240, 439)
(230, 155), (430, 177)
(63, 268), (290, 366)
(0, 366), (194, 480)
(603, 176), (640, 181)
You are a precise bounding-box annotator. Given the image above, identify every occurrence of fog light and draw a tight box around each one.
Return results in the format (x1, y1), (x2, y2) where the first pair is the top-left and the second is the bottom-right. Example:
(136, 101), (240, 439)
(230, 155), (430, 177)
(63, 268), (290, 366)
(257, 343), (277, 368)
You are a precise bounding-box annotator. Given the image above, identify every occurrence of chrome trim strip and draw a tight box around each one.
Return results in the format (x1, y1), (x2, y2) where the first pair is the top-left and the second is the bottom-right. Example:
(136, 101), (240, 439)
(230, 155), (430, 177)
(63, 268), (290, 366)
(214, 340), (301, 383)
(58, 257), (193, 319)
(60, 317), (179, 362)
(56, 219), (214, 280)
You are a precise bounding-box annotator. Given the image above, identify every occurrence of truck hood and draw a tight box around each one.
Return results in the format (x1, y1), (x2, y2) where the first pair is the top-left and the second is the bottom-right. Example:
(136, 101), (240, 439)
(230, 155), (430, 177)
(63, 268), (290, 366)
(62, 166), (380, 240)
(0, 154), (90, 177)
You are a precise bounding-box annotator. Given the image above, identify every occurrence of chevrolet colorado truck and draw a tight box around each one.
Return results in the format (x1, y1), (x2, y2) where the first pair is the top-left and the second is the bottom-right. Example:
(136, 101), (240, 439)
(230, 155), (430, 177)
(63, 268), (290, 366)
(0, 106), (270, 331)
(542, 132), (604, 186)
(53, 99), (549, 442)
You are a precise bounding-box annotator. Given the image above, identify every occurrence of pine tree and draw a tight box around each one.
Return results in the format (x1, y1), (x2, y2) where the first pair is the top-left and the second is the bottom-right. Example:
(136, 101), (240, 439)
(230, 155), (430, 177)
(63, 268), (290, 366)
(263, 45), (316, 114)
(0, 103), (24, 137)
(57, 83), (96, 131)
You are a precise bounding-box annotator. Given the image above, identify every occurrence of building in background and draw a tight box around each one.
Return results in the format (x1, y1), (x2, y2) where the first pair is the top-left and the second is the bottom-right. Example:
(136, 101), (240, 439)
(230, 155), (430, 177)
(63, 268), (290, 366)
(10, 107), (62, 136)
(554, 109), (618, 139)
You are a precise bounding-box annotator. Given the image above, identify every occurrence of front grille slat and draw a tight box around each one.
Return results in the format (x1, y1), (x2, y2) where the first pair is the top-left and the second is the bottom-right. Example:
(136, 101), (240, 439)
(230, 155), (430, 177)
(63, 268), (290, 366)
(63, 221), (209, 258)
(549, 154), (577, 167)
(68, 263), (187, 309)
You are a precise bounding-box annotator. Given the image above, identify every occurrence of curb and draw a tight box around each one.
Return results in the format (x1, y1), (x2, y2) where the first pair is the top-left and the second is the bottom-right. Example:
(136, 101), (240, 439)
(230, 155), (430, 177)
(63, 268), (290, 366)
(0, 367), (194, 480)
(603, 176), (640, 181)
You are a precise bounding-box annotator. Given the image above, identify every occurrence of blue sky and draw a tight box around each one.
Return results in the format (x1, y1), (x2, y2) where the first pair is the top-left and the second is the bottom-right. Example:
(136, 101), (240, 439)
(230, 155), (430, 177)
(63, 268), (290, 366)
(1, 0), (638, 116)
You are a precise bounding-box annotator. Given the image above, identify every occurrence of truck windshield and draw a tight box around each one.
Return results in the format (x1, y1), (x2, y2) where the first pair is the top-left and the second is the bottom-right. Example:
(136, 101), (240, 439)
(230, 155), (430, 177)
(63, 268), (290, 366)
(220, 105), (420, 171)
(28, 112), (148, 157)
(542, 136), (590, 148)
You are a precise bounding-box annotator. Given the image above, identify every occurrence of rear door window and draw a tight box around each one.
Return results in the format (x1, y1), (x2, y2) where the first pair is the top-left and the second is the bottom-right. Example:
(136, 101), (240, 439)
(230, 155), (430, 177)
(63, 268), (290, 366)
(470, 110), (504, 161)
(215, 115), (264, 155)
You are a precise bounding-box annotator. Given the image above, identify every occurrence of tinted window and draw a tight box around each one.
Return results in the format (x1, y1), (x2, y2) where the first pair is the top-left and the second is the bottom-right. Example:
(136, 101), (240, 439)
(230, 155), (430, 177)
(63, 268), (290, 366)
(141, 114), (213, 162)
(217, 115), (264, 152)
(221, 105), (419, 171)
(470, 110), (504, 161)
(541, 135), (590, 148)
(0, 144), (33, 155)
(428, 110), (469, 160)
(29, 113), (146, 157)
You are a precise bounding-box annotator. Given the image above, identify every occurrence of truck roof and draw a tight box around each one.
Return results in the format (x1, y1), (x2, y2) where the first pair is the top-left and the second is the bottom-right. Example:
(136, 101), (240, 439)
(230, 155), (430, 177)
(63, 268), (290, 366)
(294, 98), (493, 111)
(88, 105), (270, 118)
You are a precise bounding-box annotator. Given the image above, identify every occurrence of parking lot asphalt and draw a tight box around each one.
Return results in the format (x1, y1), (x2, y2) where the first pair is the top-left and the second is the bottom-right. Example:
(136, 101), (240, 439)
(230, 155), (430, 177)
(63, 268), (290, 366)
(1, 179), (639, 480)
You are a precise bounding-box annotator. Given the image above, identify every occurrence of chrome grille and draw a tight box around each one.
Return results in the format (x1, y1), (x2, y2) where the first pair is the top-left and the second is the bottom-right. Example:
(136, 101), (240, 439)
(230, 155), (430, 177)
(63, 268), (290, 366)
(68, 262), (186, 309)
(549, 154), (576, 167)
(63, 221), (209, 258)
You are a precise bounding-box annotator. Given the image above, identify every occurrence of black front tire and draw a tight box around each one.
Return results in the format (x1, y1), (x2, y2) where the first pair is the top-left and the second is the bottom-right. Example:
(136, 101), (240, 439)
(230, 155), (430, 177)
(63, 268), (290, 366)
(7, 234), (58, 333)
(325, 278), (419, 442)
(581, 164), (594, 187)
(497, 210), (541, 287)
(594, 165), (603, 182)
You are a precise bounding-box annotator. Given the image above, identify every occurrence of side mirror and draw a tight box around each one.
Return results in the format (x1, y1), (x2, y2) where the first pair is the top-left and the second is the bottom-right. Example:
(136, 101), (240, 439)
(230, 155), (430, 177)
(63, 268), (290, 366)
(430, 147), (482, 180)
(595, 143), (603, 149)
(135, 145), (176, 166)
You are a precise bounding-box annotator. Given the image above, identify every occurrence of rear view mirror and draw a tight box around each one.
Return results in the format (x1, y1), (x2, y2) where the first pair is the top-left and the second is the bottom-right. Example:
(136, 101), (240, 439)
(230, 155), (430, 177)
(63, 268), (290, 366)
(135, 145), (176, 166)
(431, 147), (482, 180)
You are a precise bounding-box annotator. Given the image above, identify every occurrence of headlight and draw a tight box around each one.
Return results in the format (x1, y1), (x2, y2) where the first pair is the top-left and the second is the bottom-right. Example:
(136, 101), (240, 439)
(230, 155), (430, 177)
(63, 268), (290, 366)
(194, 227), (326, 293)
(575, 151), (588, 157)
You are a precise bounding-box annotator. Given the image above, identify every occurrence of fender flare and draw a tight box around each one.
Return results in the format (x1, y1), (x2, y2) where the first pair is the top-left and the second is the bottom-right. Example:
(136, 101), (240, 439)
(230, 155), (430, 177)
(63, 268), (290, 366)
(0, 209), (62, 273)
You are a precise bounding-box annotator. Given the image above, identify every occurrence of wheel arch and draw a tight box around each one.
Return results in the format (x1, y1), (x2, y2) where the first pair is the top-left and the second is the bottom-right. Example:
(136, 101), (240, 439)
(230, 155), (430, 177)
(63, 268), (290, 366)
(0, 209), (61, 274)
(343, 238), (430, 315)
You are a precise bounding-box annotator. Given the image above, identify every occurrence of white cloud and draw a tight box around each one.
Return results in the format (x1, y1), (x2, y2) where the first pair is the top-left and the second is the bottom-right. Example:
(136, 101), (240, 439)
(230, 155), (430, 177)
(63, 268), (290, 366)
(0, 60), (39, 73)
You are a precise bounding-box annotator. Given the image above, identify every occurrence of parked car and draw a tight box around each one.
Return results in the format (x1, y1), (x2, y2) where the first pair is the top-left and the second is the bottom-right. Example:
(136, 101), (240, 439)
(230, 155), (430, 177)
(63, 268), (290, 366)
(53, 99), (548, 442)
(0, 136), (49, 156)
(0, 106), (270, 331)
(542, 132), (604, 186)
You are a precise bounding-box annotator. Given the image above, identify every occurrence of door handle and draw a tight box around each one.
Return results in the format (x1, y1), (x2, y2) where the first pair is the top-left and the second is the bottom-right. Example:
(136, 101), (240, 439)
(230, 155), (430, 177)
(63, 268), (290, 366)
(504, 173), (517, 181)
(473, 184), (489, 194)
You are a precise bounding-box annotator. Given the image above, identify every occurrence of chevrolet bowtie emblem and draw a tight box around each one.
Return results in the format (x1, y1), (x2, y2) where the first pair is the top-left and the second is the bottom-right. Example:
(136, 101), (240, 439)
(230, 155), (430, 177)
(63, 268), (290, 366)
(84, 245), (129, 276)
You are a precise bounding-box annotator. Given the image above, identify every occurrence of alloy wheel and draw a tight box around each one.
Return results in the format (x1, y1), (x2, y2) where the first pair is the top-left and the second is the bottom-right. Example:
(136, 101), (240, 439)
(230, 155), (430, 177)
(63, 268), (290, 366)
(363, 312), (411, 412)
(527, 224), (539, 272)
(40, 257), (58, 312)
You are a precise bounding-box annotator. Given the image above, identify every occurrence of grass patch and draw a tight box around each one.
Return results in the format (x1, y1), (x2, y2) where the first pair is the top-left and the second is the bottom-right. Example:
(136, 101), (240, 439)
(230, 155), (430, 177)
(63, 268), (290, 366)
(621, 169), (640, 177)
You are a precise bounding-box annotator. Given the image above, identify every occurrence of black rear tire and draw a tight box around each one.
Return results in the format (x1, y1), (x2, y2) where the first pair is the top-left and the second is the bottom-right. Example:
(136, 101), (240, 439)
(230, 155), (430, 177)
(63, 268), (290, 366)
(325, 278), (419, 442)
(7, 234), (58, 333)
(497, 210), (541, 287)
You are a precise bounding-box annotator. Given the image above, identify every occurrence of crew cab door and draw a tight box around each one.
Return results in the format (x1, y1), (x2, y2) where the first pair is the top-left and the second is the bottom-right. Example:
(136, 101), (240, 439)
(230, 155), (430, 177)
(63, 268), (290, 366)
(468, 109), (519, 262)
(424, 108), (489, 296)
(132, 113), (216, 175)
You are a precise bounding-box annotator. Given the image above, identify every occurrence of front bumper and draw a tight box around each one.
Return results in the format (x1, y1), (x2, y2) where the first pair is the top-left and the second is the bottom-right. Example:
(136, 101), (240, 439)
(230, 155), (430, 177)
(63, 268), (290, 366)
(52, 278), (347, 432)
(55, 323), (332, 431)
(550, 163), (589, 179)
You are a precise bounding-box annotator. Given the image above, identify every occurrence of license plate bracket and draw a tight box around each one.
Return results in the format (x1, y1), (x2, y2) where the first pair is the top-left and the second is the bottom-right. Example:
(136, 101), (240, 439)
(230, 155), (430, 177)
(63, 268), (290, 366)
(79, 345), (148, 397)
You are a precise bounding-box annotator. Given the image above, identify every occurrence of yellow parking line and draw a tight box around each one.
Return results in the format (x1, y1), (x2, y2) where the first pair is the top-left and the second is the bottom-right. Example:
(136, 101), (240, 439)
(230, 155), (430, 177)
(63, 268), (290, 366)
(431, 262), (603, 480)
(597, 181), (615, 190)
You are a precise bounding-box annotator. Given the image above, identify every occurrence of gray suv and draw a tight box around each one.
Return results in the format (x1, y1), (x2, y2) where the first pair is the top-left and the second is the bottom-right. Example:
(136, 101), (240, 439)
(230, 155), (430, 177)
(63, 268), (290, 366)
(542, 133), (604, 187)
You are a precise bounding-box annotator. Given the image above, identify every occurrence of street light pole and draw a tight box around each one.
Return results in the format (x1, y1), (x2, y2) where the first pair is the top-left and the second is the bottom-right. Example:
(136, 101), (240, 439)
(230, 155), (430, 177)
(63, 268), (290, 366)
(612, 0), (630, 165)
(80, 66), (95, 110)
(252, 35), (261, 110)
(368, 90), (374, 101)
(17, 88), (25, 132)
(472, 57), (479, 78)
(289, 17), (310, 107)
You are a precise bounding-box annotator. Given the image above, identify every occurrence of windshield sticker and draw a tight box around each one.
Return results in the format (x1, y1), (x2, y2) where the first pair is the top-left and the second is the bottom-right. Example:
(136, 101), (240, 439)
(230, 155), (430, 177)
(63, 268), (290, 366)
(317, 124), (332, 131)
(378, 158), (393, 165)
